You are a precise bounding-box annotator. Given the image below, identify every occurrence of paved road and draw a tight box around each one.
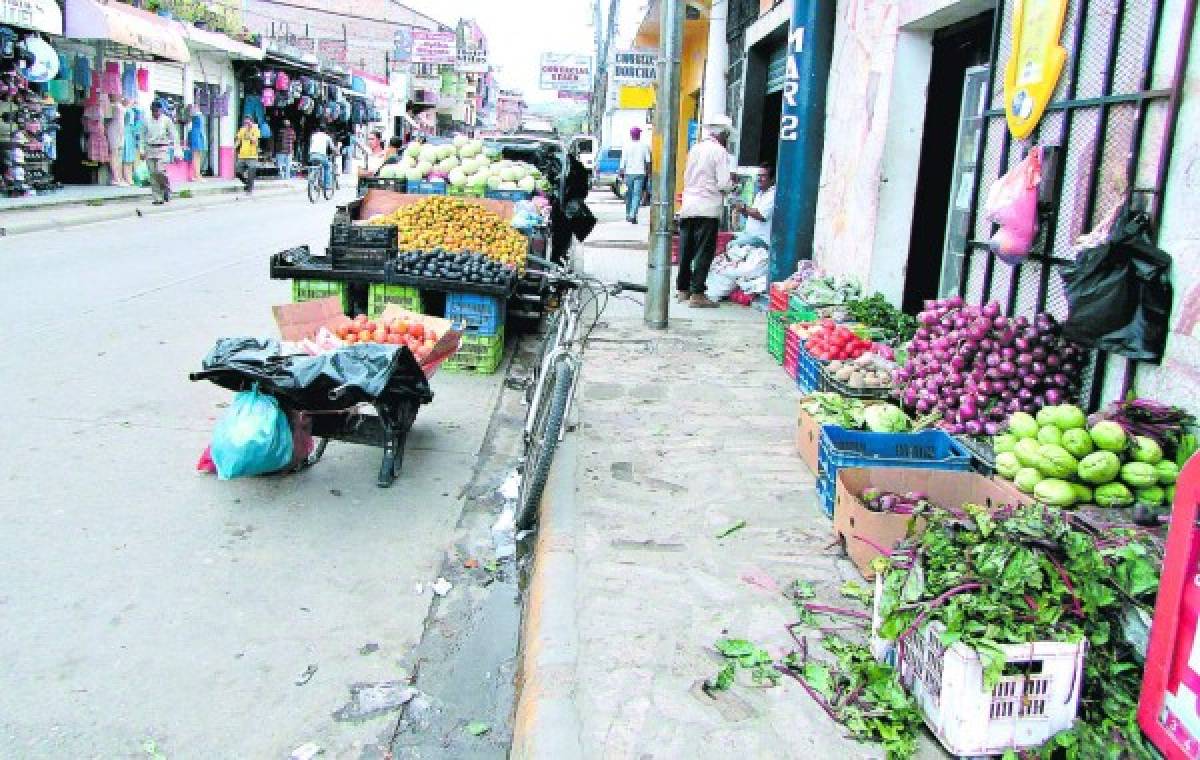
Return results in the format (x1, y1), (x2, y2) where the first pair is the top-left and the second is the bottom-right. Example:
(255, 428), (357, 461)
(0, 187), (509, 758)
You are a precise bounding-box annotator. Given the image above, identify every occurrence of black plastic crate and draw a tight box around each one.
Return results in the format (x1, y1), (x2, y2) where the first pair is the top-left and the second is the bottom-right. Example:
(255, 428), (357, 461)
(330, 223), (397, 250)
(357, 177), (407, 195)
(329, 246), (393, 272)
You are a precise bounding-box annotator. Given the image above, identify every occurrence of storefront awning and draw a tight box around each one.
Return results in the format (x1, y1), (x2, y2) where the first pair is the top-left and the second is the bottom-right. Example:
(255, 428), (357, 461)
(2, 0), (63, 35)
(65, 0), (190, 63)
(185, 25), (263, 61)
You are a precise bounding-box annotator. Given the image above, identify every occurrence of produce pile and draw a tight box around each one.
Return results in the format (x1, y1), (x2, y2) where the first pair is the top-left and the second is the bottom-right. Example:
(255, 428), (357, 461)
(858, 488), (931, 515)
(393, 250), (517, 288)
(803, 320), (875, 361)
(800, 393), (914, 434)
(873, 501), (1162, 758)
(794, 275), (862, 307)
(378, 136), (551, 194)
(845, 293), (918, 345)
(896, 298), (1085, 436)
(367, 196), (528, 270)
(332, 314), (440, 362)
(995, 403), (1185, 508)
(825, 355), (894, 390)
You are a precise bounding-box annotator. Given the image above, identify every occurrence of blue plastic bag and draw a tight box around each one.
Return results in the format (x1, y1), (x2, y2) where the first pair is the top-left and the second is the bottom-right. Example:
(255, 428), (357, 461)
(210, 386), (294, 480)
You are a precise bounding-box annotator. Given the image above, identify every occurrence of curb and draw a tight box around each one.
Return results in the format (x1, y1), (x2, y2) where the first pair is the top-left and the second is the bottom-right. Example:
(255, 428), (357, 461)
(0, 183), (298, 236)
(511, 422), (584, 760)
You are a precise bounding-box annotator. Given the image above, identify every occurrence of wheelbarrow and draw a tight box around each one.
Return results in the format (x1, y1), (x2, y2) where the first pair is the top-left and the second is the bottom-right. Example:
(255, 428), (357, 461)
(191, 337), (435, 487)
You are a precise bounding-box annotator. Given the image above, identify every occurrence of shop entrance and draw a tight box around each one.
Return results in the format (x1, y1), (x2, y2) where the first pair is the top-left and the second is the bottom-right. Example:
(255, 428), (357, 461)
(54, 105), (90, 185)
(758, 91), (781, 168)
(901, 12), (994, 314)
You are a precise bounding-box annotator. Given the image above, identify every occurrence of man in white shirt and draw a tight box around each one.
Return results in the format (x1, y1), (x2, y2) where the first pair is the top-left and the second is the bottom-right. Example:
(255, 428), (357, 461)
(618, 126), (651, 224)
(733, 165), (776, 246)
(143, 101), (177, 205)
(677, 115), (735, 308)
(308, 127), (334, 191)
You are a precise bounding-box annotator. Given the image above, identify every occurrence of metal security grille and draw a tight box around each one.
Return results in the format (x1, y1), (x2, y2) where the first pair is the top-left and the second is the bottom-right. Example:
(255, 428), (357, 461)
(959, 0), (1196, 409)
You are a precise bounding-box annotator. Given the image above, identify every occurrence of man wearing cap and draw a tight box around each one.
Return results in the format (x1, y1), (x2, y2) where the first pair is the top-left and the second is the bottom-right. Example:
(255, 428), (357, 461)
(618, 126), (651, 224)
(677, 115), (735, 308)
(143, 101), (177, 205)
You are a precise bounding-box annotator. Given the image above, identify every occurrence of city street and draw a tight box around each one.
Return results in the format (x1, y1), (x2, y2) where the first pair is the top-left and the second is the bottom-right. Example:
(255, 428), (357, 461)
(0, 188), (516, 758)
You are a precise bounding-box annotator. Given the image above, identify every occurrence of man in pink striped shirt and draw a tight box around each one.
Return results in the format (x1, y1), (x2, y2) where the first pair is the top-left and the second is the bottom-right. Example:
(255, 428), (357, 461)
(677, 115), (735, 308)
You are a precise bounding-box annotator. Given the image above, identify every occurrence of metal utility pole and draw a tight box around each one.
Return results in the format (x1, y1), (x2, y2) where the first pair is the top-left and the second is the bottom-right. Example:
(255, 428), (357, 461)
(645, 0), (683, 330)
(590, 0), (603, 130)
(592, 0), (620, 136)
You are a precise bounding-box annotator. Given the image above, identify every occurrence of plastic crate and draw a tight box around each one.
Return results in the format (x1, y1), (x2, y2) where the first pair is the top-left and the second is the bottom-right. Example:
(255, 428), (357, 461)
(795, 344), (822, 394)
(443, 328), (505, 374)
(767, 309), (815, 363)
(357, 177), (407, 195)
(329, 246), (392, 272)
(870, 573), (1086, 757)
(788, 292), (812, 313)
(783, 329), (801, 379)
(815, 428), (972, 517)
(817, 364), (896, 401)
(445, 292), (505, 336)
(331, 223), (397, 250)
(957, 435), (998, 476)
(292, 279), (348, 312)
(367, 283), (424, 318)
(769, 284), (790, 312)
(485, 189), (531, 202)
(448, 185), (486, 198)
(413, 181), (447, 195)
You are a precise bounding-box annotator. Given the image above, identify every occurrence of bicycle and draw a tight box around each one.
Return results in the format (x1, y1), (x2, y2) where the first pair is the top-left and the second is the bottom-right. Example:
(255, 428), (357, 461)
(306, 157), (339, 203)
(514, 251), (647, 531)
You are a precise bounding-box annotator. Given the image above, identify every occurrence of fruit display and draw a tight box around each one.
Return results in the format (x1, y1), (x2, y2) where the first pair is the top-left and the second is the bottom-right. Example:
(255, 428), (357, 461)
(379, 136), (552, 194)
(394, 249), (517, 288)
(992, 403), (1182, 507)
(804, 320), (874, 361)
(367, 196), (528, 270)
(333, 314), (440, 362)
(895, 298), (1085, 436)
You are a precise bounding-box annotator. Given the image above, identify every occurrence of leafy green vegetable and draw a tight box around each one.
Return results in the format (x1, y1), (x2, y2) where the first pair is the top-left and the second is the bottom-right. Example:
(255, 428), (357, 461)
(839, 580), (874, 606)
(790, 579), (817, 600)
(845, 293), (918, 344)
(713, 638), (778, 688)
(709, 661), (735, 691)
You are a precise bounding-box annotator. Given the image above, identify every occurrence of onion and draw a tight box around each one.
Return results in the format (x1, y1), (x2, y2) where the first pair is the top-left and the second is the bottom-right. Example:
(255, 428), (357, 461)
(1044, 388), (1064, 405)
(984, 422), (1002, 436)
(982, 302), (1001, 319)
(998, 361), (1016, 376)
(1052, 373), (1070, 388)
(1031, 361), (1047, 375)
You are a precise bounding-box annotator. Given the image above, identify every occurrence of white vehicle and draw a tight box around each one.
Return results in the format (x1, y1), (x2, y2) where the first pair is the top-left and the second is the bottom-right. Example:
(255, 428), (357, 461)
(568, 134), (597, 173)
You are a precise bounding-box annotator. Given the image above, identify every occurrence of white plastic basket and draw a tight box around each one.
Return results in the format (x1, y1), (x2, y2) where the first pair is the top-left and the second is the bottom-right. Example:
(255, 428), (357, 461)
(871, 573), (1087, 757)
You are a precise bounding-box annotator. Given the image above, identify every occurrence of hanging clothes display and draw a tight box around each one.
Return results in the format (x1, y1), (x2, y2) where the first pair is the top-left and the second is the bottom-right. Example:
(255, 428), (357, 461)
(0, 25), (63, 197)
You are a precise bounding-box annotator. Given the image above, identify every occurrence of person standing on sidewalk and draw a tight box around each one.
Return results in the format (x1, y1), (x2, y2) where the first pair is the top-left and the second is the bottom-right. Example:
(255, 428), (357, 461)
(618, 126), (650, 224)
(275, 119), (297, 180)
(143, 101), (177, 205)
(234, 116), (260, 195)
(677, 115), (734, 308)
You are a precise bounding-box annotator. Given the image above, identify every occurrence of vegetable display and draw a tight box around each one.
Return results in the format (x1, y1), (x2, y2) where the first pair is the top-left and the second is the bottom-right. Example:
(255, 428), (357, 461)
(796, 276), (862, 307)
(805, 321), (874, 361)
(845, 294), (918, 345)
(994, 403), (1181, 507)
(800, 393), (913, 433)
(895, 298), (1085, 436)
(825, 356), (894, 390)
(874, 501), (1161, 758)
(367, 196), (528, 269)
(859, 488), (929, 514)
(1088, 397), (1197, 460)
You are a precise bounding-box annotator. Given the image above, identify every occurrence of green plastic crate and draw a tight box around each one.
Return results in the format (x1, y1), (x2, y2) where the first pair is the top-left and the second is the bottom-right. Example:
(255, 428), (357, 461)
(767, 309), (816, 363)
(444, 328), (505, 374)
(368, 283), (424, 318)
(292, 279), (348, 312)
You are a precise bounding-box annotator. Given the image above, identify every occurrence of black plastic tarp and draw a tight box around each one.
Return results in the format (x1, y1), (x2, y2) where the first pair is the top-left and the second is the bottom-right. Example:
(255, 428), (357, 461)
(194, 337), (433, 411)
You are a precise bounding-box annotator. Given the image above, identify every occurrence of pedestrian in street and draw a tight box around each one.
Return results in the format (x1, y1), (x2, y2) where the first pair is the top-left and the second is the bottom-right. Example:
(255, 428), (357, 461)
(376, 136), (404, 175)
(618, 126), (651, 224)
(677, 115), (735, 308)
(358, 130), (387, 177)
(732, 164), (776, 247)
(143, 100), (176, 205)
(308, 125), (334, 192)
(275, 119), (297, 180)
(234, 116), (260, 195)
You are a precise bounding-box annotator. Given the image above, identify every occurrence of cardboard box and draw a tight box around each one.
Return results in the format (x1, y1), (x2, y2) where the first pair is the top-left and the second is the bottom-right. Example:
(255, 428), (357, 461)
(833, 467), (1035, 580)
(796, 405), (821, 474)
(271, 297), (462, 375)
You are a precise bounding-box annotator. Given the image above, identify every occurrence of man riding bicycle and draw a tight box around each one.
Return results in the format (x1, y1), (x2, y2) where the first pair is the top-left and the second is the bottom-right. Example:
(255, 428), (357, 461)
(308, 126), (335, 191)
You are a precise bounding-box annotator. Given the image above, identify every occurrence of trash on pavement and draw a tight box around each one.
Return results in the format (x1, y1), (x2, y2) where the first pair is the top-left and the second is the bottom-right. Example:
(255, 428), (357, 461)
(465, 721), (490, 736)
(715, 520), (747, 539)
(332, 681), (418, 722)
(295, 664), (318, 686)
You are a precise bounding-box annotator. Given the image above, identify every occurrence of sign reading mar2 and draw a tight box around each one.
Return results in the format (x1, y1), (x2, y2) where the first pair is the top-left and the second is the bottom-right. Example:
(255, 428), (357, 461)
(779, 26), (805, 142)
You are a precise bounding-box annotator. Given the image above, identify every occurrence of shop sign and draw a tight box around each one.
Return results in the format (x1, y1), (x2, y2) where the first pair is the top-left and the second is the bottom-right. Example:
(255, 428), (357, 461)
(2, 0), (61, 35)
(1004, 0), (1069, 140)
(393, 27), (413, 62)
(539, 53), (591, 92)
(613, 49), (655, 84)
(318, 39), (347, 63)
(456, 47), (488, 73)
(411, 30), (456, 65)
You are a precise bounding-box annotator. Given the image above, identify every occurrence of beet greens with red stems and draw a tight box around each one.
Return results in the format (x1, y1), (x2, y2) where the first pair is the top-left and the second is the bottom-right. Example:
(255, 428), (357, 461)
(895, 297), (1087, 437)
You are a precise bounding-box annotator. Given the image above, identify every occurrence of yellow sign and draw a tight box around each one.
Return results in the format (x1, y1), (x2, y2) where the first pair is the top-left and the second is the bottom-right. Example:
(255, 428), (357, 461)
(1004, 0), (1068, 139)
(618, 85), (655, 110)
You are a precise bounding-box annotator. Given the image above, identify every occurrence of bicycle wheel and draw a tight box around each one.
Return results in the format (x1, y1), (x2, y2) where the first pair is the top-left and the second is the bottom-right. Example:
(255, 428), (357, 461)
(324, 172), (339, 200)
(516, 359), (574, 531)
(307, 171), (320, 203)
(526, 311), (561, 406)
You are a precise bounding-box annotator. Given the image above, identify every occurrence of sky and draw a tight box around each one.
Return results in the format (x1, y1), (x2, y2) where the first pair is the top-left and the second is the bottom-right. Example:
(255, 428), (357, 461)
(399, 0), (649, 103)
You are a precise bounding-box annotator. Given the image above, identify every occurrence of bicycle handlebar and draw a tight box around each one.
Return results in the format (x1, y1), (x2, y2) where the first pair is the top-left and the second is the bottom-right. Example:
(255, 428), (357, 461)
(527, 255), (648, 295)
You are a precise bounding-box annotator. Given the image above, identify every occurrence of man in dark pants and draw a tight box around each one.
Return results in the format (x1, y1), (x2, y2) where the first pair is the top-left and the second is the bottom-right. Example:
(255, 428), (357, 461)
(677, 115), (734, 308)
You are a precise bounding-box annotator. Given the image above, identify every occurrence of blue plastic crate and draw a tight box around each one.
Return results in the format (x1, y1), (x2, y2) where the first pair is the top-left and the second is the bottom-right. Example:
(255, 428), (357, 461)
(815, 428), (973, 518)
(795, 345), (821, 393)
(485, 189), (531, 202)
(413, 181), (447, 195)
(445, 292), (505, 336)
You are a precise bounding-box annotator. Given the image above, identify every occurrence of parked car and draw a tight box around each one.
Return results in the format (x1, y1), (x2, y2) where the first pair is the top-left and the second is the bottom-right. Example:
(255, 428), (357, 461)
(569, 134), (597, 175)
(594, 146), (624, 197)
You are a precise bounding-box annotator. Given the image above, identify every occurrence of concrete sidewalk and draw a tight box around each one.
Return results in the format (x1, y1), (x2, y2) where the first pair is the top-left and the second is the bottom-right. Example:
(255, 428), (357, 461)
(0, 177), (312, 237)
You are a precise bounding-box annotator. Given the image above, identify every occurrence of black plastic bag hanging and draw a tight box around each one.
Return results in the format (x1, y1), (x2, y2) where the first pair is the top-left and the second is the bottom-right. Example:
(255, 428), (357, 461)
(1061, 208), (1173, 363)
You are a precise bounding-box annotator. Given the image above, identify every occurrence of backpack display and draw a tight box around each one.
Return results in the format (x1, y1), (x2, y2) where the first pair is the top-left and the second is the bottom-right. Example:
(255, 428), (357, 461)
(274, 71), (289, 90)
(261, 87), (275, 108)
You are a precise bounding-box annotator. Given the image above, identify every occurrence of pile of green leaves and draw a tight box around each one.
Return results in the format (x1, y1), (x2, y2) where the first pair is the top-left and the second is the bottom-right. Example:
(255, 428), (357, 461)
(780, 635), (923, 759)
(846, 294), (918, 344)
(875, 502), (1161, 759)
(710, 638), (780, 689)
(800, 392), (870, 429)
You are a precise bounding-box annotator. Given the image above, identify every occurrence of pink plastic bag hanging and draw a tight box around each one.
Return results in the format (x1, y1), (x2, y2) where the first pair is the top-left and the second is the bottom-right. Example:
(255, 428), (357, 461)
(103, 61), (120, 94)
(136, 67), (149, 92)
(984, 145), (1043, 262)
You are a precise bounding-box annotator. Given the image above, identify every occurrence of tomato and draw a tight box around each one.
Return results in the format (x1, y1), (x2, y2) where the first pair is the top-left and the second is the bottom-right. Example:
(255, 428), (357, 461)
(345, 334), (358, 344)
(394, 319), (409, 335)
(410, 323), (426, 340)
